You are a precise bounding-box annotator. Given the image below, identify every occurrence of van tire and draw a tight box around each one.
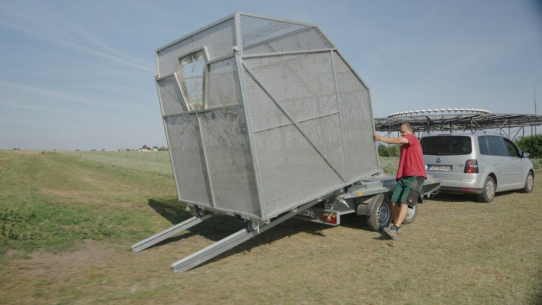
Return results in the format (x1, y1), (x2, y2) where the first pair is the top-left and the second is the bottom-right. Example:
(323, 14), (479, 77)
(478, 176), (495, 203)
(522, 172), (534, 193)
(402, 204), (417, 224)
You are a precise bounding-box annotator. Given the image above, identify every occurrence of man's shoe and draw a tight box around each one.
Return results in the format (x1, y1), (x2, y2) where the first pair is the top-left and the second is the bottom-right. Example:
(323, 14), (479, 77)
(396, 227), (402, 235)
(383, 226), (397, 240)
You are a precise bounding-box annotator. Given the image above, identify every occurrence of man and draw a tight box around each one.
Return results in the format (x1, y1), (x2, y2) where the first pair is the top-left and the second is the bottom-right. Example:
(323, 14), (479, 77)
(373, 122), (427, 240)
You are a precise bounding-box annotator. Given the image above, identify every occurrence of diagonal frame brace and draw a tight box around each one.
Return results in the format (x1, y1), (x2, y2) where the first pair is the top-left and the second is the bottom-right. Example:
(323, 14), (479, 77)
(242, 62), (347, 183)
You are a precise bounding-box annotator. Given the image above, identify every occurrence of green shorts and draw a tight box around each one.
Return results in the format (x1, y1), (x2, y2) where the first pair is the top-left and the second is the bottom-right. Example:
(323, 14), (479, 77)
(391, 176), (425, 208)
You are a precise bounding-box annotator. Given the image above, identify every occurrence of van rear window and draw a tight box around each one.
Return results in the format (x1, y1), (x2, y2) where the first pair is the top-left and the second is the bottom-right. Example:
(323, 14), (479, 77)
(420, 136), (472, 155)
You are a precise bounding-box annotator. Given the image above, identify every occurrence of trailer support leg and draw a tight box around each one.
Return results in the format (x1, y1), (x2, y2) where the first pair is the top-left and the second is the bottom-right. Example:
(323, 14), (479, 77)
(170, 198), (324, 273)
(131, 214), (212, 253)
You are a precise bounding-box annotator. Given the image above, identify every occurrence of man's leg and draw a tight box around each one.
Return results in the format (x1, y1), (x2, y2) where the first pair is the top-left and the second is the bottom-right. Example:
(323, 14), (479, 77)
(391, 202), (400, 224)
(395, 202), (409, 227)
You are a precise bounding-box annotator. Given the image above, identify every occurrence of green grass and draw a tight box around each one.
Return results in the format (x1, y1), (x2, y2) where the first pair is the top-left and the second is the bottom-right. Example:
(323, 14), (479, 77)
(64, 151), (174, 177)
(0, 151), (176, 253)
(1, 151), (541, 305)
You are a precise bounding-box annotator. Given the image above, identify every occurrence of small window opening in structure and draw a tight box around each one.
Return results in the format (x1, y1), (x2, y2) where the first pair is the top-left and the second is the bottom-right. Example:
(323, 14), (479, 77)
(179, 50), (205, 110)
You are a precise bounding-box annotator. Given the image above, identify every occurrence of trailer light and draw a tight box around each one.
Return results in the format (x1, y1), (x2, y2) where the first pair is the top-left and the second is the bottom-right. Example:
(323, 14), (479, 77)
(357, 192), (363, 196)
(319, 212), (337, 224)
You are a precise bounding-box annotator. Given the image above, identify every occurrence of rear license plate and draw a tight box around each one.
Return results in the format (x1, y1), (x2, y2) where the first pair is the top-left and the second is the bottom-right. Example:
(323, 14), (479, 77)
(298, 209), (315, 218)
(428, 165), (452, 171)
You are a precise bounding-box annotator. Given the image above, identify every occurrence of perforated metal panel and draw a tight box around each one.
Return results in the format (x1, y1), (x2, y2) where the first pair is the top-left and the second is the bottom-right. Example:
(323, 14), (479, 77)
(157, 75), (188, 116)
(157, 18), (236, 76)
(207, 58), (242, 108)
(333, 51), (378, 180)
(156, 13), (378, 221)
(165, 115), (212, 205)
(240, 15), (306, 49)
(244, 27), (333, 54)
(199, 107), (260, 216)
(243, 70), (345, 217)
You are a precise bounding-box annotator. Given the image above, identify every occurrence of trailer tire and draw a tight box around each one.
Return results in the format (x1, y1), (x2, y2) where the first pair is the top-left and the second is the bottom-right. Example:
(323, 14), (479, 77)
(402, 204), (417, 224)
(366, 197), (391, 232)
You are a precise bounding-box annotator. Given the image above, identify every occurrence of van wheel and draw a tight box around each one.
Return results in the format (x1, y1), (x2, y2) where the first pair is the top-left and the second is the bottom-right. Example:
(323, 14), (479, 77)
(402, 204), (417, 224)
(522, 172), (534, 193)
(366, 200), (391, 232)
(478, 176), (495, 203)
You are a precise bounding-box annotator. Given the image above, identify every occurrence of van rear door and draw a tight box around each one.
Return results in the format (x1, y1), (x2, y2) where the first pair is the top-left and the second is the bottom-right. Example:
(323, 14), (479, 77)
(420, 136), (473, 182)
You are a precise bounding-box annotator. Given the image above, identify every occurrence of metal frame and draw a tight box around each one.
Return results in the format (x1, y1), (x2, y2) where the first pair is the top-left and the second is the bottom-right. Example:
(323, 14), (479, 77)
(234, 12), (266, 220)
(137, 12), (387, 274)
(375, 113), (542, 139)
(153, 12), (382, 221)
(175, 46), (210, 111)
(131, 214), (212, 253)
(170, 192), (335, 273)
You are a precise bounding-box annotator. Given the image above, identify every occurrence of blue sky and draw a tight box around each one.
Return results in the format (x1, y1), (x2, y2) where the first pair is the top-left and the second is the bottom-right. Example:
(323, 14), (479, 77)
(1, 0), (541, 150)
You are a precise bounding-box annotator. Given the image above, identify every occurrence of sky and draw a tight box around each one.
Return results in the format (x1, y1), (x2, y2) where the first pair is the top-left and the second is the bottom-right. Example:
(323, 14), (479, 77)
(0, 0), (541, 150)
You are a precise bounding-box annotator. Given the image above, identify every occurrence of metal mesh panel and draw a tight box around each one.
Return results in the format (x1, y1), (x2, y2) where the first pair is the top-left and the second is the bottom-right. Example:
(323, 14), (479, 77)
(199, 107), (260, 216)
(241, 15), (306, 49)
(192, 18), (236, 59)
(157, 76), (188, 115)
(244, 27), (333, 54)
(157, 39), (192, 76)
(157, 18), (235, 76)
(243, 71), (344, 218)
(165, 115), (212, 205)
(333, 52), (378, 179)
(244, 52), (338, 131)
(207, 58), (242, 108)
(298, 113), (347, 179)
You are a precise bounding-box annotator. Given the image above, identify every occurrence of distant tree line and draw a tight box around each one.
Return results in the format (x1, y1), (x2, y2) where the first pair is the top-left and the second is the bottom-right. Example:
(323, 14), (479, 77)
(378, 144), (400, 157)
(515, 135), (542, 158)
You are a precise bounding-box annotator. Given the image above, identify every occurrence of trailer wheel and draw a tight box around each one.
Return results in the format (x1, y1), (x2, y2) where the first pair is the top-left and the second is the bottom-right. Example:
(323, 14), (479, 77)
(402, 204), (417, 224)
(366, 198), (391, 232)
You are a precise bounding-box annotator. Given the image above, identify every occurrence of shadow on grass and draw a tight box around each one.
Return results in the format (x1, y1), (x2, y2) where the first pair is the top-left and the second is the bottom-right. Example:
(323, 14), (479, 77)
(145, 198), (381, 270)
(429, 190), (521, 204)
(146, 198), (342, 250)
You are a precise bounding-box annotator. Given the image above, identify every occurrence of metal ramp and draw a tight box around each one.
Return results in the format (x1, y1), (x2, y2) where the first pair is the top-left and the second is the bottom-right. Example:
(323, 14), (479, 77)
(132, 197), (326, 274)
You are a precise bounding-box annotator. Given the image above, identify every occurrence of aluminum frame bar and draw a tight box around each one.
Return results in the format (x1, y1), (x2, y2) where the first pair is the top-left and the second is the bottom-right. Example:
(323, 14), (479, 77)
(131, 214), (212, 253)
(242, 48), (336, 59)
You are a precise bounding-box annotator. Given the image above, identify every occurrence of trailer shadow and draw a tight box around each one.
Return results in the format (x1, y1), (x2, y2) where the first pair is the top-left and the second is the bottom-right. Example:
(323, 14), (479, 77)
(146, 198), (332, 252)
(146, 198), (386, 269)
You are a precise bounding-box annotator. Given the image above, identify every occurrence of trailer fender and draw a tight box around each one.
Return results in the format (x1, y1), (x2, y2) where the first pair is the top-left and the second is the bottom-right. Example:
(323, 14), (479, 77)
(356, 193), (385, 216)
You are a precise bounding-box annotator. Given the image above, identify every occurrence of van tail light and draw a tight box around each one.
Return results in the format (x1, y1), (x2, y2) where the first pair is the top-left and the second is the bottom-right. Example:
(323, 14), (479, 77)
(464, 159), (478, 174)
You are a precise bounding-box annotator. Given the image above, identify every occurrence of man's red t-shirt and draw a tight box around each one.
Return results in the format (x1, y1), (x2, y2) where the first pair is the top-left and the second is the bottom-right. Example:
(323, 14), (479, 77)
(396, 134), (427, 180)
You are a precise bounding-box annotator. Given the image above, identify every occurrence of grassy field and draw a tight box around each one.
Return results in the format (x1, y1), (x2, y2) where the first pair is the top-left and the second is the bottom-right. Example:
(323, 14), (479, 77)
(1, 151), (541, 305)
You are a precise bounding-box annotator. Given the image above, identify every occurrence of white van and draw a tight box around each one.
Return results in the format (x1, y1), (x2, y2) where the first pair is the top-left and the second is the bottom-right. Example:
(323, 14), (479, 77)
(420, 133), (534, 202)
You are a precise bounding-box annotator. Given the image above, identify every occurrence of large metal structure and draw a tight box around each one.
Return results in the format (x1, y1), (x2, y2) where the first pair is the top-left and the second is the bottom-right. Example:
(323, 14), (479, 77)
(155, 12), (378, 222)
(375, 109), (542, 140)
(133, 13), (443, 274)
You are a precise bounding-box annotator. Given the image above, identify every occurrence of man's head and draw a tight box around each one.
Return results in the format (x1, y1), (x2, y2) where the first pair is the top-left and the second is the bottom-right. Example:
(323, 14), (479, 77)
(400, 122), (413, 135)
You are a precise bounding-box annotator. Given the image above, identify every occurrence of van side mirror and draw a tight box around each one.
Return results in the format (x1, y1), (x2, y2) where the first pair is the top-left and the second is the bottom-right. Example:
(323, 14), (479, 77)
(522, 152), (530, 158)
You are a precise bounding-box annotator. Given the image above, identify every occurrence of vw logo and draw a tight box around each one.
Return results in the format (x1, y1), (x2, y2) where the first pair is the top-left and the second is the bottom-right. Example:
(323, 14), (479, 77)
(436, 157), (441, 163)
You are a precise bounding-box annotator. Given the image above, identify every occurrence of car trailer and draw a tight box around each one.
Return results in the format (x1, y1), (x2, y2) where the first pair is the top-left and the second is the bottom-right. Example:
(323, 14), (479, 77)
(132, 173), (440, 273)
(132, 12), (440, 274)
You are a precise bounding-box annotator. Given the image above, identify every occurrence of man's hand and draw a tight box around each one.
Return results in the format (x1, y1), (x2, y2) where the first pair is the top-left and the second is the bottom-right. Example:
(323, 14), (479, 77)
(373, 133), (381, 142)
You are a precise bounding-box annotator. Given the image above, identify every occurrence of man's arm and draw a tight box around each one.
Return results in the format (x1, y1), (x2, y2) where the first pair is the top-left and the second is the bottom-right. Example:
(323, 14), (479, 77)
(373, 133), (409, 144)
